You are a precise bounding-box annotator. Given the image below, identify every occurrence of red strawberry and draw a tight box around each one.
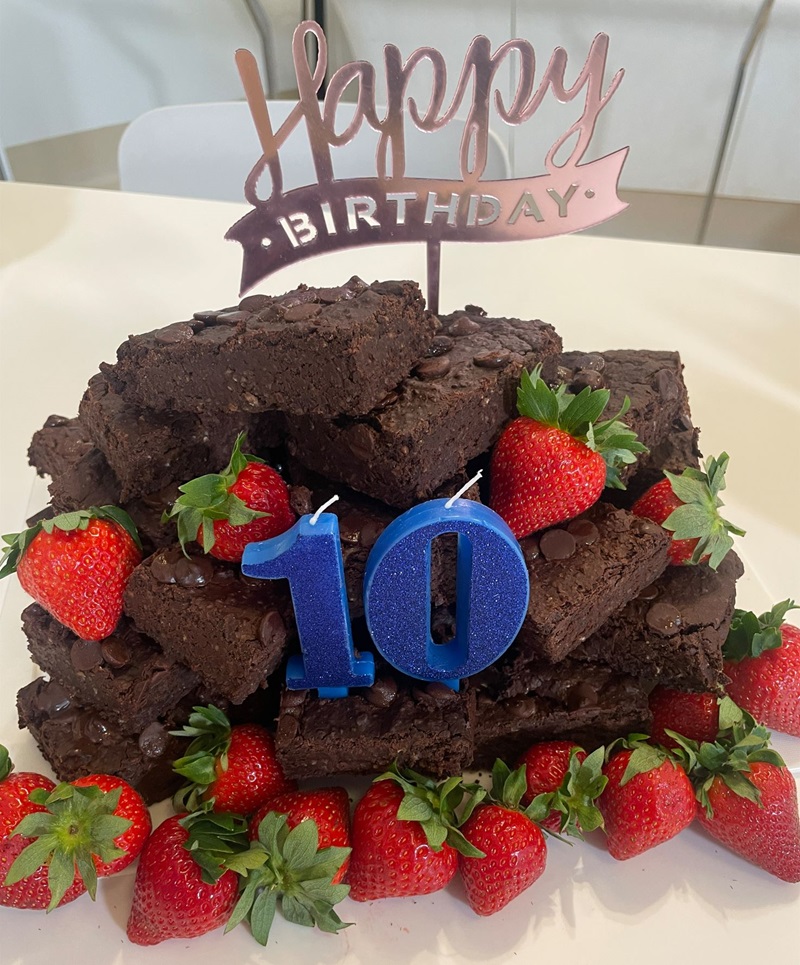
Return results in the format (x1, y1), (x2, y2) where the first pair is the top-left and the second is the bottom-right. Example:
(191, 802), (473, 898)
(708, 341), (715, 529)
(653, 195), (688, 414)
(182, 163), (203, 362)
(348, 767), (482, 901)
(173, 705), (295, 814)
(0, 746), (86, 910)
(723, 600), (800, 737)
(0, 506), (142, 641)
(249, 786), (351, 883)
(490, 366), (645, 538)
(459, 762), (547, 916)
(165, 432), (295, 562)
(648, 686), (720, 749)
(127, 814), (240, 945)
(631, 454), (744, 568)
(598, 739), (696, 860)
(517, 742), (606, 835)
(71, 775), (151, 876)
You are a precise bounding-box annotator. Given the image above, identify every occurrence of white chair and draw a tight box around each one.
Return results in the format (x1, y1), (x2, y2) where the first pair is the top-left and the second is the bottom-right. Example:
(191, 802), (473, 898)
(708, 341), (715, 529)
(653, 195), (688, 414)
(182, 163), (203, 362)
(118, 100), (510, 202)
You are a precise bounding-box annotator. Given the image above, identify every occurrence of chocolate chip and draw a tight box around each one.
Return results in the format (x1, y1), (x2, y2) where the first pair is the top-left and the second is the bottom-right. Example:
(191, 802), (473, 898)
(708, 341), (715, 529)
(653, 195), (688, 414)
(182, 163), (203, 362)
(283, 303), (322, 323)
(154, 322), (194, 345)
(414, 357), (451, 380)
(215, 310), (252, 326)
(277, 290), (316, 309)
(539, 528), (577, 560)
(637, 583), (660, 601)
(567, 519), (600, 545)
(192, 309), (220, 323)
(571, 370), (605, 391)
(282, 688), (308, 710)
(35, 681), (71, 716)
(463, 304), (487, 316)
(509, 697), (537, 719)
(138, 722), (169, 758)
(238, 294), (272, 312)
(174, 555), (214, 587)
(84, 716), (110, 744)
(259, 611), (286, 647)
(426, 335), (454, 357)
(151, 550), (179, 584)
(635, 518), (666, 538)
(70, 638), (103, 672)
(280, 715), (299, 739)
(344, 276), (368, 295)
(445, 315), (481, 336)
(364, 676), (398, 709)
(646, 601), (682, 636)
(572, 353), (605, 372)
(675, 412), (694, 431)
(316, 286), (346, 304)
(519, 535), (540, 563)
(371, 281), (406, 296)
(424, 681), (458, 702)
(473, 350), (511, 370)
(376, 389), (400, 410)
(656, 369), (680, 401)
(566, 682), (599, 710)
(101, 636), (132, 669)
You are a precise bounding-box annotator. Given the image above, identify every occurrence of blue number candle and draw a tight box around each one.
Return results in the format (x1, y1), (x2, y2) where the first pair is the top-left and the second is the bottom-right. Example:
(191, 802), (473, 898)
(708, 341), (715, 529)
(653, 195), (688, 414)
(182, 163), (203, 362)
(363, 475), (529, 688)
(241, 496), (375, 697)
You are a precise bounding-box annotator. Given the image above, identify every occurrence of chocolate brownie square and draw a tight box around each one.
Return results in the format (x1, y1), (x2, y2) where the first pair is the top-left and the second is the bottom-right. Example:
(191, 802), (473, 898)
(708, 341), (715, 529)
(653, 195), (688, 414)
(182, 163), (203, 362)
(286, 309), (562, 508)
(28, 415), (93, 479)
(470, 659), (651, 767)
(22, 603), (199, 732)
(275, 670), (476, 780)
(508, 502), (671, 664)
(123, 546), (294, 704)
(17, 677), (187, 805)
(574, 551), (744, 691)
(102, 278), (435, 418)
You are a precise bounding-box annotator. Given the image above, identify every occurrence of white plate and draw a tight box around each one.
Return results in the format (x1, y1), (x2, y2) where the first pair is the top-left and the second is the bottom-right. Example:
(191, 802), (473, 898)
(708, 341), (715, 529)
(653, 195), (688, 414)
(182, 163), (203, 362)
(1, 183), (799, 962)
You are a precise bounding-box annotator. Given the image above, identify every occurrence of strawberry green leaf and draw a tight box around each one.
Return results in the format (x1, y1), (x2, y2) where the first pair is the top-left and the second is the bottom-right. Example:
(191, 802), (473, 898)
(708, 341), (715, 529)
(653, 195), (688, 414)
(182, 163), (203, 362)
(171, 705), (233, 813)
(0, 745), (12, 782)
(619, 743), (669, 786)
(723, 599), (798, 661)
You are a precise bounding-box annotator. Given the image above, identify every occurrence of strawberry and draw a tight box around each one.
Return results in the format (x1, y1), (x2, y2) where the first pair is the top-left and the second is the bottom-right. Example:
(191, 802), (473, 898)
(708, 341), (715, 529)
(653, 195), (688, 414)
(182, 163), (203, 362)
(489, 366), (645, 538)
(348, 766), (484, 901)
(722, 600), (800, 737)
(226, 810), (352, 944)
(675, 701), (800, 881)
(458, 761), (547, 916)
(2, 749), (146, 910)
(598, 737), (696, 860)
(71, 775), (151, 876)
(0, 506), (142, 641)
(517, 742), (606, 835)
(127, 813), (243, 945)
(249, 786), (351, 883)
(0, 746), (87, 911)
(630, 453), (744, 568)
(648, 686), (720, 749)
(164, 431), (295, 562)
(172, 704), (296, 814)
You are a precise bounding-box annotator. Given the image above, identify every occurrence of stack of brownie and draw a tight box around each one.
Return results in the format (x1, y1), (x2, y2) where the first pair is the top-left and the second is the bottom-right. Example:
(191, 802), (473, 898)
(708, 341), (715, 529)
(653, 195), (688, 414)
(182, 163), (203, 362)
(18, 276), (743, 801)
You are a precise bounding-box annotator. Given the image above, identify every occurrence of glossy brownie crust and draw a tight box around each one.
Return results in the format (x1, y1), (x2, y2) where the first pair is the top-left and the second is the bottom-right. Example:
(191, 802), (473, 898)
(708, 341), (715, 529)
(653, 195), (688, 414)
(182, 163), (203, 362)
(510, 502), (671, 664)
(124, 546), (294, 704)
(275, 673), (476, 779)
(574, 551), (744, 691)
(471, 659), (651, 767)
(102, 278), (434, 417)
(287, 309), (562, 508)
(22, 603), (199, 732)
(17, 677), (186, 805)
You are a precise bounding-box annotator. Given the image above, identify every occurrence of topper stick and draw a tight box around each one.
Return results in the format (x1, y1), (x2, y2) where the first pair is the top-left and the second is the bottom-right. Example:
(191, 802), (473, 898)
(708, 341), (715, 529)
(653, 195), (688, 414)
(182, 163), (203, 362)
(426, 239), (441, 315)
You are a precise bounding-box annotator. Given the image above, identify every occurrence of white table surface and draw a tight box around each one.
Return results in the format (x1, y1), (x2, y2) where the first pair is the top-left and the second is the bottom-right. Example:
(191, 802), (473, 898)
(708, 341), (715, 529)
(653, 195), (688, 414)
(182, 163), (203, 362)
(1, 180), (799, 962)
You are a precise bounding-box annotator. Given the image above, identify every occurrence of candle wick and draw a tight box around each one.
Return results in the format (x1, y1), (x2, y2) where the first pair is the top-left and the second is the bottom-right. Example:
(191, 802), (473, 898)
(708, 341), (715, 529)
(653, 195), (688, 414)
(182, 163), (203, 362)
(310, 494), (340, 525)
(445, 470), (483, 509)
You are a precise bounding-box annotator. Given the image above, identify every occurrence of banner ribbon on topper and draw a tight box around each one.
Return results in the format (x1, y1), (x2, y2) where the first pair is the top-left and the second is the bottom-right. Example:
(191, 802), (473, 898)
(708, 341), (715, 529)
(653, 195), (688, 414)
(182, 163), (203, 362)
(227, 21), (629, 310)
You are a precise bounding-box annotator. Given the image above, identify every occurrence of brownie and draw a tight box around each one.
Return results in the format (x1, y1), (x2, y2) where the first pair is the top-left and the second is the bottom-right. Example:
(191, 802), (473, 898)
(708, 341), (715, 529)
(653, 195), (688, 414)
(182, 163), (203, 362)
(554, 350), (690, 483)
(507, 502), (671, 664)
(574, 551), (745, 691)
(123, 546), (294, 704)
(275, 671), (476, 780)
(17, 677), (187, 805)
(101, 278), (435, 418)
(22, 603), (199, 732)
(470, 658), (651, 767)
(78, 372), (285, 501)
(286, 309), (562, 508)
(28, 415), (93, 479)
(48, 445), (123, 512)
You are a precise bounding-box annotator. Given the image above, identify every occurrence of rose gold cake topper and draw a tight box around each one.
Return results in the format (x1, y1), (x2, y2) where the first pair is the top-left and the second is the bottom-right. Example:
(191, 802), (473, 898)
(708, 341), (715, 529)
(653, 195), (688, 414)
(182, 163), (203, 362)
(227, 21), (629, 310)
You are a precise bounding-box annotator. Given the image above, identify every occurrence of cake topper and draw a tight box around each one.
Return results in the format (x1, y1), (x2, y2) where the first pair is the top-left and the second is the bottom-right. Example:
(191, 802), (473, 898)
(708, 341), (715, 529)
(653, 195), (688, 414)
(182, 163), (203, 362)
(227, 21), (628, 311)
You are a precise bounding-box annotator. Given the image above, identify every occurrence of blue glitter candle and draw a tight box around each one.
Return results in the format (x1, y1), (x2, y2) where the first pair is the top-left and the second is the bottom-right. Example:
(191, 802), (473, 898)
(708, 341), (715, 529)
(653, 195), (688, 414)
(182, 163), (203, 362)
(241, 498), (375, 697)
(363, 483), (529, 688)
